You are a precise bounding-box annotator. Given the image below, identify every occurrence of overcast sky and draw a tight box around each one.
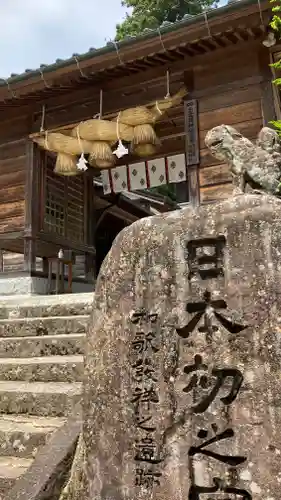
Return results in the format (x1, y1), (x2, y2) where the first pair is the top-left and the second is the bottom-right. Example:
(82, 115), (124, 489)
(0, 0), (227, 79)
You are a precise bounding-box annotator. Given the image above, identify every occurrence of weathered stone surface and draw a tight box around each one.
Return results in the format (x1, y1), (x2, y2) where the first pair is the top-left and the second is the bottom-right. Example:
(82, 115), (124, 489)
(0, 381), (82, 417)
(0, 456), (32, 499)
(0, 355), (84, 383)
(0, 293), (89, 495)
(0, 415), (65, 458)
(205, 125), (281, 194)
(0, 293), (93, 320)
(0, 316), (88, 338)
(81, 193), (281, 500)
(0, 334), (85, 358)
(6, 403), (82, 500)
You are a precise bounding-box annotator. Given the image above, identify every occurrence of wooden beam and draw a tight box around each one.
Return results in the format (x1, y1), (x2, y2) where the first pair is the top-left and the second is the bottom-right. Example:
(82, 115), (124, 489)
(28, 39), (262, 129)
(30, 42), (263, 138)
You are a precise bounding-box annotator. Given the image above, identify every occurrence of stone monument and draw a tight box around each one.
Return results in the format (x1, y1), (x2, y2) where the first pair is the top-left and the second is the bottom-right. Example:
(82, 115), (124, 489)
(61, 127), (281, 500)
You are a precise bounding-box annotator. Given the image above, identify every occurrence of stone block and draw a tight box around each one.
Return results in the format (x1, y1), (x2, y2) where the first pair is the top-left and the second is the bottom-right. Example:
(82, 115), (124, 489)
(82, 194), (281, 500)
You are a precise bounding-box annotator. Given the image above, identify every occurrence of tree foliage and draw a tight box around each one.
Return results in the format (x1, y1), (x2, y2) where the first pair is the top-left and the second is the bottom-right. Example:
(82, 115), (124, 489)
(270, 0), (281, 131)
(116, 0), (218, 41)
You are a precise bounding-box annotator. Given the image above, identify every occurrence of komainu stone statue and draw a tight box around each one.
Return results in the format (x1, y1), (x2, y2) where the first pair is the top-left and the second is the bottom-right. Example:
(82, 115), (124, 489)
(205, 125), (281, 195)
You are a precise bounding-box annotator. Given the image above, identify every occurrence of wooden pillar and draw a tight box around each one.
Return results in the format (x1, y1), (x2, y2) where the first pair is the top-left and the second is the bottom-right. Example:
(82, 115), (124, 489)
(85, 252), (95, 282)
(24, 237), (36, 273)
(24, 139), (40, 274)
(42, 256), (48, 274)
(0, 250), (4, 273)
(258, 46), (277, 126)
(84, 172), (96, 281)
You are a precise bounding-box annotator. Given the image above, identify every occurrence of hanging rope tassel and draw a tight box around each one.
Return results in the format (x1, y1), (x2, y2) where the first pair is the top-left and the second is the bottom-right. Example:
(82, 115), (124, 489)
(165, 70), (171, 99)
(113, 112), (128, 159)
(99, 89), (103, 119)
(93, 88), (103, 119)
(44, 130), (49, 150)
(76, 125), (88, 171)
(40, 105), (46, 133)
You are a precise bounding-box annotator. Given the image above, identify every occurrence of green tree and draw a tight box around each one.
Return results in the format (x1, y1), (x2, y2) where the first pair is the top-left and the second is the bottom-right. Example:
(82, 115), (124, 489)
(116, 0), (218, 40)
(270, 0), (281, 132)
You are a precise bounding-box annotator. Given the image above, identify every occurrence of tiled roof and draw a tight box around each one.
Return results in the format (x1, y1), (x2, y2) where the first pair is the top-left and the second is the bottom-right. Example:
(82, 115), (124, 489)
(0, 0), (264, 88)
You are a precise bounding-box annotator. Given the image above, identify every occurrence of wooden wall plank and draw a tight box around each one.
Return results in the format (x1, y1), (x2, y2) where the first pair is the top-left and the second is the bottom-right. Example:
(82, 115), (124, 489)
(194, 48), (260, 90)
(200, 183), (233, 203)
(0, 139), (26, 235)
(0, 201), (25, 219)
(0, 170), (25, 187)
(0, 157), (26, 177)
(0, 115), (29, 142)
(0, 140), (26, 161)
(193, 46), (263, 204)
(198, 85), (262, 113)
(0, 185), (25, 203)
(199, 118), (262, 150)
(199, 164), (232, 187)
(199, 100), (262, 133)
(0, 216), (25, 233)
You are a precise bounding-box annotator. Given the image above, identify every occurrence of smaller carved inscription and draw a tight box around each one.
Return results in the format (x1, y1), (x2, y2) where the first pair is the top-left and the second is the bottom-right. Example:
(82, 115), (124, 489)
(135, 468), (162, 488)
(130, 310), (162, 490)
(134, 436), (163, 464)
(131, 385), (159, 414)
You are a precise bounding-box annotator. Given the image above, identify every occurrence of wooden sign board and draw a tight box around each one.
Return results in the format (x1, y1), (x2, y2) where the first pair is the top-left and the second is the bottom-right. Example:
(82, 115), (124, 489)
(184, 99), (199, 166)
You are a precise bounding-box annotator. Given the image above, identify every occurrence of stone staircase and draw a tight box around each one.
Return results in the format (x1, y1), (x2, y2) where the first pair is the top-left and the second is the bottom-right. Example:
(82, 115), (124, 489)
(0, 293), (93, 498)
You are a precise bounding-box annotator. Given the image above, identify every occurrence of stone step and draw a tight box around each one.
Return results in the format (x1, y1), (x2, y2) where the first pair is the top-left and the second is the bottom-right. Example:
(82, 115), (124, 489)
(0, 456), (33, 498)
(0, 293), (93, 320)
(0, 414), (65, 458)
(0, 381), (82, 417)
(0, 355), (84, 383)
(0, 333), (85, 358)
(0, 315), (88, 338)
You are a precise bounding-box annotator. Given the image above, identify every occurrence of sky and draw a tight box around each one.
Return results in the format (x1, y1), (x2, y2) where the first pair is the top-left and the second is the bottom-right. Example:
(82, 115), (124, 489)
(0, 0), (227, 79)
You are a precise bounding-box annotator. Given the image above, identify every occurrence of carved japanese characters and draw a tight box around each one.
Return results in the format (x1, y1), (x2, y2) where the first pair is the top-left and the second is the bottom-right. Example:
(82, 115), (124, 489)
(60, 192), (281, 500)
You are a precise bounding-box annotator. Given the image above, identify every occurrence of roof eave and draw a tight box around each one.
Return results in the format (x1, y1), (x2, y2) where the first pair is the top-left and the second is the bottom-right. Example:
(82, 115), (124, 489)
(0, 0), (271, 91)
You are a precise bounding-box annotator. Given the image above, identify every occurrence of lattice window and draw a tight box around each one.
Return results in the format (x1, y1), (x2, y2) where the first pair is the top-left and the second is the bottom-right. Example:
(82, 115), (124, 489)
(43, 154), (85, 242)
(45, 189), (65, 235)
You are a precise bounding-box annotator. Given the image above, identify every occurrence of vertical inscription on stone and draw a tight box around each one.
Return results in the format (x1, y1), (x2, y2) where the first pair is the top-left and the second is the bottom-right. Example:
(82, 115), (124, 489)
(130, 310), (163, 489)
(187, 236), (226, 281)
(178, 235), (251, 498)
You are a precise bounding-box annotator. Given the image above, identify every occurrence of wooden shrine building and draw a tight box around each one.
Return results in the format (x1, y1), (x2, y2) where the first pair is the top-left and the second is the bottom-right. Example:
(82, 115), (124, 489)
(0, 0), (278, 293)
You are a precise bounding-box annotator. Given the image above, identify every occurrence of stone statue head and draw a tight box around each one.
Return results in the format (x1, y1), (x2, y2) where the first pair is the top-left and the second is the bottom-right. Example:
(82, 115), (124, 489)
(257, 127), (281, 154)
(204, 125), (253, 164)
(205, 124), (281, 195)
